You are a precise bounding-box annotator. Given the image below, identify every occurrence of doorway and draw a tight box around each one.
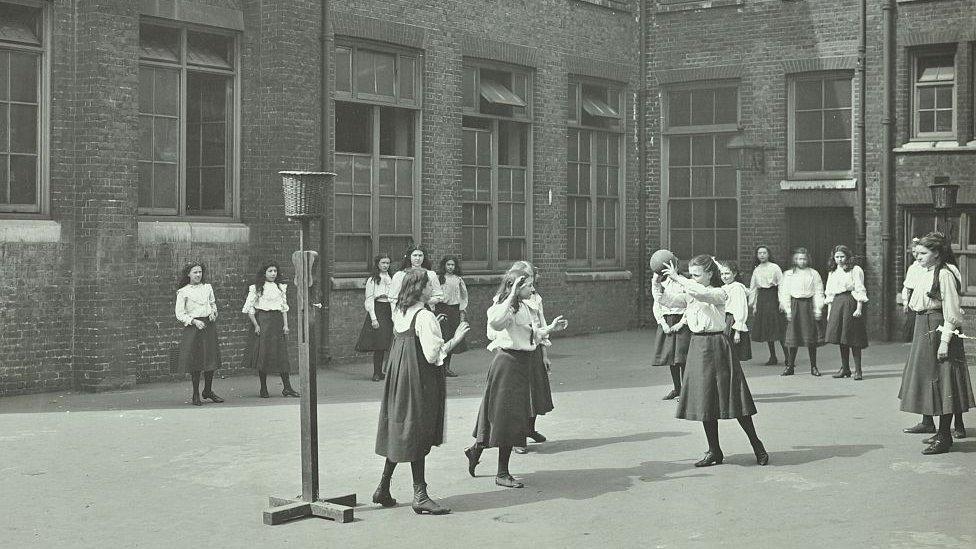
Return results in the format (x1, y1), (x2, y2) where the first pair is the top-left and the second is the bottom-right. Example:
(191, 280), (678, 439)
(786, 207), (856, 281)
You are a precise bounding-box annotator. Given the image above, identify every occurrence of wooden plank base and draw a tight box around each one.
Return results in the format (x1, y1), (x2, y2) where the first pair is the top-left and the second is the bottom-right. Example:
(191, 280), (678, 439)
(263, 494), (356, 525)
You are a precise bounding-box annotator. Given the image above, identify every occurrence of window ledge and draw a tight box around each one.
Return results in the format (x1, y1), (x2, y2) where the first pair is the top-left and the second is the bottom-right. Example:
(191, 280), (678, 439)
(0, 219), (61, 243)
(655, 0), (743, 13)
(780, 179), (857, 190)
(573, 0), (632, 11)
(137, 221), (249, 244)
(565, 270), (632, 282)
(894, 141), (976, 153)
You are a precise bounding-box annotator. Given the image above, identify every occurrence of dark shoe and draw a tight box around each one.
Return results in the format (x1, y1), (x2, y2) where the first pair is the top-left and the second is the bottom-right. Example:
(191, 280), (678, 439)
(282, 388), (300, 398)
(903, 422), (937, 434)
(780, 366), (795, 376)
(371, 374), (382, 382)
(853, 370), (863, 380)
(513, 446), (528, 454)
(663, 388), (681, 400)
(191, 394), (202, 406)
(259, 387), (270, 399)
(372, 477), (397, 508)
(444, 368), (459, 378)
(202, 391), (224, 403)
(694, 450), (724, 467)
(752, 441), (769, 466)
(763, 357), (778, 366)
(832, 369), (852, 379)
(528, 431), (547, 443)
(412, 483), (450, 515)
(495, 474), (524, 488)
(810, 365), (822, 377)
(464, 446), (482, 477)
(922, 437), (953, 455)
(953, 427), (967, 439)
(922, 434), (939, 445)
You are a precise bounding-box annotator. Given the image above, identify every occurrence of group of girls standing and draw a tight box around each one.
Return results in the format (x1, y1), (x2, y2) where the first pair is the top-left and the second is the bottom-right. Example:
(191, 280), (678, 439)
(372, 258), (567, 515)
(174, 261), (303, 404)
(356, 247), (469, 380)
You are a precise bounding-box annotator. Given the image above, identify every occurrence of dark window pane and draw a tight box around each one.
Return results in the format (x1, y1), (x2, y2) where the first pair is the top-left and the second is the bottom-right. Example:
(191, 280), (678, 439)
(567, 130), (579, 162)
(353, 195), (371, 232)
(606, 167), (619, 196)
(400, 56), (416, 101)
(568, 162), (580, 195)
(153, 162), (178, 209)
(0, 53), (7, 101)
(692, 229), (715, 256)
(512, 203), (526, 236)
(336, 235), (371, 265)
(795, 142), (822, 172)
(378, 237), (410, 260)
(334, 155), (353, 194)
(716, 230), (737, 259)
(568, 82), (578, 121)
(670, 229), (692, 258)
(917, 54), (955, 82)
(691, 90), (714, 125)
(498, 203), (512, 236)
(691, 167), (712, 197)
(462, 66), (477, 110)
(155, 69), (180, 116)
(335, 194), (353, 232)
(374, 51), (395, 97)
(823, 78), (851, 108)
(823, 141), (852, 171)
(579, 131), (590, 162)
(138, 161), (152, 207)
(200, 123), (226, 165)
(669, 90), (691, 127)
(463, 129), (477, 165)
(714, 167), (736, 197)
(336, 102), (371, 153)
(575, 197), (589, 227)
(918, 87), (935, 110)
(379, 107), (414, 156)
(379, 196), (395, 232)
(0, 105), (8, 150)
(575, 229), (588, 260)
(936, 111), (953, 133)
(477, 131), (491, 165)
(335, 47), (352, 93)
(796, 111), (822, 141)
(139, 24), (178, 62)
(935, 86), (952, 109)
(669, 136), (690, 166)
(378, 158), (394, 195)
(577, 162), (590, 195)
(918, 111), (935, 134)
(353, 156), (371, 194)
(716, 199), (737, 228)
(476, 168), (491, 201)
(691, 136), (713, 166)
(796, 80), (822, 110)
(513, 170), (525, 201)
(138, 117), (153, 162)
(714, 134), (731, 165)
(185, 168), (200, 210)
(714, 88), (737, 124)
(187, 31), (233, 69)
(355, 49), (375, 94)
(138, 67), (153, 114)
(396, 198), (412, 234)
(154, 117), (178, 162)
(396, 159), (413, 195)
(198, 167), (225, 211)
(823, 110), (851, 139)
(462, 166), (476, 200)
(9, 52), (37, 103)
(693, 200), (715, 229)
(9, 104), (36, 153)
(9, 154), (36, 204)
(669, 168), (690, 198)
(670, 200), (692, 228)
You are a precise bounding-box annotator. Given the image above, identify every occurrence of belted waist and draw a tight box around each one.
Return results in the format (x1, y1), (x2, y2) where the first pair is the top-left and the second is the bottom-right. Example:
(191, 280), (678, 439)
(791, 296), (813, 301)
(692, 331), (724, 336)
(913, 308), (941, 316)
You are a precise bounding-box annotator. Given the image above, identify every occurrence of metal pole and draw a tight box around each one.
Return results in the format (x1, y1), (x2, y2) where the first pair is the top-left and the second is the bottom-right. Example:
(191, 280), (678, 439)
(637, 0), (648, 327)
(880, 0), (897, 341)
(856, 0), (867, 258)
(319, 0), (333, 365)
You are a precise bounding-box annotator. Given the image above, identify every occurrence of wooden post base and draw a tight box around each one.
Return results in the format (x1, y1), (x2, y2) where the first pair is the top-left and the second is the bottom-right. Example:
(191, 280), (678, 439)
(262, 494), (356, 525)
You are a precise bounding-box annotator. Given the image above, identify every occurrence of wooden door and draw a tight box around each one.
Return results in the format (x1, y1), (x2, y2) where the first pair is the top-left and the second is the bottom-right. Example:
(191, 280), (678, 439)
(786, 207), (856, 281)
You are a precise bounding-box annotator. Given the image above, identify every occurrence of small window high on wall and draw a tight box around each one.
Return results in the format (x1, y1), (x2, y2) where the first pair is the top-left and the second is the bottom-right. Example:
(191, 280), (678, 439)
(911, 49), (956, 140)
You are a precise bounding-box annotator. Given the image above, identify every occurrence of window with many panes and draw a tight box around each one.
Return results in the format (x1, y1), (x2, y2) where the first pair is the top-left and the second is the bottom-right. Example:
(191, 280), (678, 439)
(334, 41), (421, 273)
(0, 1), (44, 214)
(567, 77), (625, 268)
(788, 73), (852, 179)
(461, 62), (532, 271)
(905, 209), (976, 294)
(138, 22), (238, 216)
(911, 49), (956, 140)
(664, 84), (739, 260)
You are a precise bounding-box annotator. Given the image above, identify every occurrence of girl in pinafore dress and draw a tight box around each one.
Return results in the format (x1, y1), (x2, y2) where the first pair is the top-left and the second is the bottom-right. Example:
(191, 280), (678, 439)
(508, 260), (566, 455)
(435, 255), (468, 378)
(175, 263), (224, 406)
(899, 232), (974, 454)
(824, 245), (869, 380)
(749, 246), (788, 365)
(652, 267), (692, 400)
(355, 254), (394, 382)
(242, 262), (299, 398)
(779, 248), (825, 377)
(464, 269), (567, 488)
(719, 261), (752, 363)
(662, 255), (768, 468)
(373, 268), (469, 515)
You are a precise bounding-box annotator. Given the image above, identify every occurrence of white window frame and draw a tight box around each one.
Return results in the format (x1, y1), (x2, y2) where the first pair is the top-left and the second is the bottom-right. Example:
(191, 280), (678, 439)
(787, 71), (854, 180)
(911, 48), (957, 141)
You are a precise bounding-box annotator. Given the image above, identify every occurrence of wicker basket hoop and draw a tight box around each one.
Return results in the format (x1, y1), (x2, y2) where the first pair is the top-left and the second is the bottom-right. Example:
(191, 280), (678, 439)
(280, 171), (334, 219)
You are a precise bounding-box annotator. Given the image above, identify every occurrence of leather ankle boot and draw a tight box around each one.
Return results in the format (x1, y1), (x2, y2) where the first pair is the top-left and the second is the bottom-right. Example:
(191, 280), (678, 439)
(372, 476), (397, 507)
(412, 483), (450, 515)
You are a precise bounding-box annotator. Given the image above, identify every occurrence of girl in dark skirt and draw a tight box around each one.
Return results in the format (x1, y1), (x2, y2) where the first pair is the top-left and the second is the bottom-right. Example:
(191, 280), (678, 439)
(652, 268), (692, 400)
(749, 246), (788, 365)
(465, 269), (567, 488)
(373, 268), (469, 515)
(355, 254), (394, 381)
(175, 263), (224, 406)
(779, 248), (825, 377)
(719, 261), (752, 362)
(899, 232), (975, 454)
(242, 262), (299, 398)
(435, 255), (469, 378)
(824, 245), (869, 380)
(662, 255), (768, 468)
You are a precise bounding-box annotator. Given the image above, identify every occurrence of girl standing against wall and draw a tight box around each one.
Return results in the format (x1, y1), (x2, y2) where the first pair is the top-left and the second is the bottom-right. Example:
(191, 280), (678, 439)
(749, 246), (788, 366)
(242, 262), (299, 398)
(355, 254), (394, 382)
(779, 248), (825, 377)
(175, 263), (224, 406)
(824, 245), (869, 380)
(435, 256), (468, 378)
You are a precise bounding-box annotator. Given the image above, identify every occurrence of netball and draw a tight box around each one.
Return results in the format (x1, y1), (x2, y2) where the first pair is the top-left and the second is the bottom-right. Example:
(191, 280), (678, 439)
(650, 249), (678, 274)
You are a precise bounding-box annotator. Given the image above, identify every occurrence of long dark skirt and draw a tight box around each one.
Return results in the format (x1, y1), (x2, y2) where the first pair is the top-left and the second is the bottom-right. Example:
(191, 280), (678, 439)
(785, 297), (820, 347)
(825, 292), (869, 349)
(355, 301), (394, 352)
(375, 322), (447, 463)
(434, 302), (467, 354)
(527, 346), (554, 417)
(751, 286), (785, 342)
(473, 348), (532, 448)
(242, 310), (292, 374)
(724, 313), (753, 362)
(676, 333), (757, 421)
(179, 317), (221, 373)
(652, 314), (692, 366)
(899, 311), (976, 416)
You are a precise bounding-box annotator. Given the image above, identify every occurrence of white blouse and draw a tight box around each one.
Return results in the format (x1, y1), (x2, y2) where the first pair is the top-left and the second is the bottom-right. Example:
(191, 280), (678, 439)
(175, 283), (217, 326)
(825, 265), (869, 303)
(652, 278), (690, 326)
(901, 261), (924, 305)
(486, 299), (548, 352)
(749, 262), (783, 306)
(242, 282), (289, 314)
(682, 280), (728, 333)
(904, 263), (964, 343)
(392, 303), (448, 366)
(723, 281), (749, 332)
(364, 273), (393, 320)
(520, 292), (552, 347)
(779, 268), (825, 313)
(440, 274), (469, 310)
(389, 269), (444, 306)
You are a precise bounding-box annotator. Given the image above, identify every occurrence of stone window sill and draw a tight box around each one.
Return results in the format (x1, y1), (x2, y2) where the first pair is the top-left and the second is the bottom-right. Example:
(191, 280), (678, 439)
(894, 141), (976, 153)
(655, 0), (743, 13)
(565, 270), (632, 282)
(0, 219), (61, 242)
(137, 221), (249, 244)
(780, 179), (857, 190)
(573, 0), (632, 12)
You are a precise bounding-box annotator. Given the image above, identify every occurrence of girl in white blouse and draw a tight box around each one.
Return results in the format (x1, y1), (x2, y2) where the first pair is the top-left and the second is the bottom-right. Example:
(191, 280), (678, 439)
(355, 254), (394, 382)
(175, 263), (224, 406)
(374, 268), (469, 515)
(749, 246), (788, 366)
(652, 267), (692, 401)
(389, 245), (443, 309)
(778, 247), (825, 377)
(899, 232), (974, 454)
(824, 245), (869, 379)
(435, 255), (469, 378)
(662, 255), (767, 468)
(718, 261), (752, 363)
(242, 262), (298, 398)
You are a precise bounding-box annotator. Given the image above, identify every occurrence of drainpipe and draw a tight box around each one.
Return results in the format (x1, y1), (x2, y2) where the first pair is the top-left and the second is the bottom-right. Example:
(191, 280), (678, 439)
(319, 0), (333, 362)
(881, 0), (897, 341)
(856, 0), (867, 259)
(637, 0), (648, 327)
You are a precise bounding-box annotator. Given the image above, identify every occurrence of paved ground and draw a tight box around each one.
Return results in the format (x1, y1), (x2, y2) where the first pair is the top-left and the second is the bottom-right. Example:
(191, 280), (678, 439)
(1, 330), (975, 549)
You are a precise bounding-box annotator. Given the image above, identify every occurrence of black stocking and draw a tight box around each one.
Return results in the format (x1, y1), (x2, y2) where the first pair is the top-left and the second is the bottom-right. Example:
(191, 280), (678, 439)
(938, 414), (953, 439)
(954, 412), (965, 430)
(382, 458), (397, 478)
(497, 446), (513, 477)
(410, 457), (426, 485)
(203, 371), (214, 393)
(736, 415), (761, 446)
(669, 364), (682, 391)
(191, 372), (201, 397)
(280, 372), (293, 390)
(787, 347), (799, 366)
(839, 345), (851, 370)
(807, 346), (818, 368)
(527, 416), (537, 434)
(373, 351), (385, 377)
(703, 420), (720, 453)
(259, 372), (268, 392)
(922, 415), (935, 427)
(780, 341), (789, 360)
(852, 347), (862, 373)
(766, 341), (777, 361)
